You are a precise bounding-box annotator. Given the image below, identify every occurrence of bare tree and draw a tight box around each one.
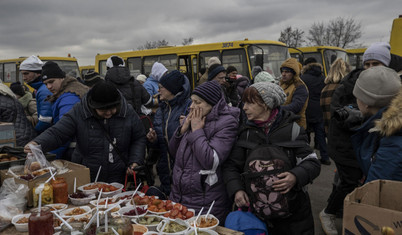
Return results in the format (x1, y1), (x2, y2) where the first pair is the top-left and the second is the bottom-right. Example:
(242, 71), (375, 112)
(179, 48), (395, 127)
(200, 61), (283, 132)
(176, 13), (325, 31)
(137, 39), (169, 50)
(182, 37), (194, 46)
(278, 26), (305, 47)
(307, 17), (362, 48)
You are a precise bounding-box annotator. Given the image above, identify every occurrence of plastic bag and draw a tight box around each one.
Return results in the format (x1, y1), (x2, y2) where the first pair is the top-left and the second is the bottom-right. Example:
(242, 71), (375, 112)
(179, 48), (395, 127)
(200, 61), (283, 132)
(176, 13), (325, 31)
(0, 178), (29, 231)
(24, 144), (51, 176)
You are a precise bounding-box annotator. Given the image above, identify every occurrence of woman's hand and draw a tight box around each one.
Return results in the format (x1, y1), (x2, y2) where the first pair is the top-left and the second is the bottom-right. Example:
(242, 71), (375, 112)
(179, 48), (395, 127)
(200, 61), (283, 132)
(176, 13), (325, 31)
(234, 190), (250, 208)
(146, 128), (157, 143)
(272, 172), (296, 194)
(24, 141), (38, 153)
(126, 162), (139, 175)
(180, 111), (192, 134)
(190, 107), (205, 131)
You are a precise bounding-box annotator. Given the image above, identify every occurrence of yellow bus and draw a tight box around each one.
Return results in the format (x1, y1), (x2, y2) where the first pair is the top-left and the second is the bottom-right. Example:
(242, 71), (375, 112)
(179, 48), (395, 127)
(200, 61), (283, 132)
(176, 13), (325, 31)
(79, 65), (95, 78)
(0, 56), (80, 89)
(346, 48), (366, 70)
(95, 39), (290, 89)
(289, 46), (349, 76)
(390, 15), (402, 57)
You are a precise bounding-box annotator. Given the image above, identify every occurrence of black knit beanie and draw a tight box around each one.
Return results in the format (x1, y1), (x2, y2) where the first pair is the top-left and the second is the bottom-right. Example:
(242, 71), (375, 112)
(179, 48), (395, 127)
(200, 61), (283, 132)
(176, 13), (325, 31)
(41, 61), (66, 80)
(88, 81), (121, 109)
(192, 80), (222, 106)
(10, 82), (26, 97)
(208, 64), (226, 81)
(159, 70), (185, 95)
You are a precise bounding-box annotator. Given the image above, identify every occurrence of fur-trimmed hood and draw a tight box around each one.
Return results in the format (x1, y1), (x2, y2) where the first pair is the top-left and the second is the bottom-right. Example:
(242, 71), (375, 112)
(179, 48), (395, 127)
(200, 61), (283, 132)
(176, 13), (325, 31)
(301, 62), (323, 75)
(375, 87), (402, 136)
(47, 76), (89, 102)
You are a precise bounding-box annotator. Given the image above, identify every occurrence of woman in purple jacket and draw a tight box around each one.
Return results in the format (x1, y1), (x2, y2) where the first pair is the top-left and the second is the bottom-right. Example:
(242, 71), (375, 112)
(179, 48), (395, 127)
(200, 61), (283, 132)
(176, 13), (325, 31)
(169, 80), (240, 223)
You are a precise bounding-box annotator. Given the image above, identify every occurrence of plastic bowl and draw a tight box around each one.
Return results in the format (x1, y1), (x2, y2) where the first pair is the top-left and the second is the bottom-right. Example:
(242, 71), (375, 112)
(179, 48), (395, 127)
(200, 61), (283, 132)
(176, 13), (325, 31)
(77, 182), (107, 196)
(11, 213), (30, 232)
(89, 197), (120, 207)
(133, 215), (164, 231)
(156, 219), (189, 235)
(133, 224), (149, 235)
(118, 205), (147, 219)
(45, 203), (68, 212)
(69, 194), (96, 206)
(100, 182), (124, 198)
(59, 206), (92, 218)
(186, 215), (219, 231)
(185, 228), (219, 235)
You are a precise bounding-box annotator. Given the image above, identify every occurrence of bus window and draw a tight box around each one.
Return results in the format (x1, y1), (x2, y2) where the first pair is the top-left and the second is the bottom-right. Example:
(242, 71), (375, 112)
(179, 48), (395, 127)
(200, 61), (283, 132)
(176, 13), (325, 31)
(4, 63), (18, 83)
(0, 64), (3, 81)
(160, 54), (177, 72)
(143, 56), (159, 76)
(127, 57), (142, 78)
(248, 45), (289, 79)
(222, 49), (248, 78)
(99, 60), (107, 77)
(47, 60), (79, 78)
(323, 49), (348, 74)
(199, 51), (220, 70)
(302, 53), (322, 66)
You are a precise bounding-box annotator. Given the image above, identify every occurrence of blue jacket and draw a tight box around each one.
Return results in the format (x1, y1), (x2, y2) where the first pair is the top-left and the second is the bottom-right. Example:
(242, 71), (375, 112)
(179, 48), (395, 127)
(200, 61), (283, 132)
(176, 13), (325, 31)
(28, 78), (52, 133)
(351, 95), (402, 183)
(153, 77), (192, 194)
(143, 76), (159, 96)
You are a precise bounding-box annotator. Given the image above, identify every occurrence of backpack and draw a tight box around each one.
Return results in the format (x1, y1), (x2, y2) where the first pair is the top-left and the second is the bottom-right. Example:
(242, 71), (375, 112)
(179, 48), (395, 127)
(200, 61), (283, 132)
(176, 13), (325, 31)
(225, 209), (268, 235)
(238, 122), (303, 220)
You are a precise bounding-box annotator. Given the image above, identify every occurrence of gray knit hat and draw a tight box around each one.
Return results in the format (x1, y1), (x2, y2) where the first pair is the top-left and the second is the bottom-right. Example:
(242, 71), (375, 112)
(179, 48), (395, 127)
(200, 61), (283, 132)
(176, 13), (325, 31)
(353, 66), (401, 107)
(250, 82), (286, 109)
(363, 42), (391, 66)
(254, 71), (275, 83)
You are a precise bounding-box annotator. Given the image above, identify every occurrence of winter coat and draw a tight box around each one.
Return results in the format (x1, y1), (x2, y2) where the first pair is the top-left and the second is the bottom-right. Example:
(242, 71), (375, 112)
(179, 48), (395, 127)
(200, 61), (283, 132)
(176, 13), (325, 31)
(18, 92), (38, 127)
(168, 97), (240, 223)
(327, 69), (363, 167)
(33, 90), (146, 184)
(28, 77), (53, 133)
(153, 78), (192, 194)
(46, 76), (89, 158)
(143, 76), (159, 97)
(280, 59), (309, 129)
(351, 88), (402, 183)
(320, 83), (341, 135)
(223, 108), (320, 234)
(301, 63), (325, 123)
(0, 83), (36, 146)
(105, 66), (151, 115)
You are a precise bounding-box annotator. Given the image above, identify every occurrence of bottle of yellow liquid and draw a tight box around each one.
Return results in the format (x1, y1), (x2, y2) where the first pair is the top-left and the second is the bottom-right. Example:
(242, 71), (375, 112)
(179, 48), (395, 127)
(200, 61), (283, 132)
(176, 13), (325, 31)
(33, 182), (53, 207)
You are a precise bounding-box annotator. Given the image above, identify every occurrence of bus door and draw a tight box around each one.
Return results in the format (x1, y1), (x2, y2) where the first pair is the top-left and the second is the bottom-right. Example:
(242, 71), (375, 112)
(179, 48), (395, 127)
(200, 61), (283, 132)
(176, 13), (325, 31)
(178, 55), (197, 89)
(221, 48), (249, 78)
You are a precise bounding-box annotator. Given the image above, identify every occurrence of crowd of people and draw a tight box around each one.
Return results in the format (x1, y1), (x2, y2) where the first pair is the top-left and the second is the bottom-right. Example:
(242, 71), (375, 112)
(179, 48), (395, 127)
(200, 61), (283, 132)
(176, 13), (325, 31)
(0, 41), (401, 235)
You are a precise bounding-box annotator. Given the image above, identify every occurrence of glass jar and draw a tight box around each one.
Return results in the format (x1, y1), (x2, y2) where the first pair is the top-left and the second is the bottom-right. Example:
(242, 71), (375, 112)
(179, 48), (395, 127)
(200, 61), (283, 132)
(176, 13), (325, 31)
(33, 182), (53, 207)
(29, 207), (54, 235)
(60, 222), (85, 235)
(51, 177), (68, 204)
(111, 217), (133, 235)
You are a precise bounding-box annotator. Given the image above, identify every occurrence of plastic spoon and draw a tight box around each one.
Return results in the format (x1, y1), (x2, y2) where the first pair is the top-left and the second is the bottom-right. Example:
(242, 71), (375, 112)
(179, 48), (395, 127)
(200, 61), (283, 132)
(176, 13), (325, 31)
(45, 170), (57, 184)
(73, 177), (76, 193)
(104, 197), (109, 209)
(52, 211), (73, 231)
(35, 185), (44, 216)
(130, 183), (142, 200)
(84, 209), (99, 231)
(205, 200), (215, 219)
(94, 166), (102, 183)
(111, 227), (119, 235)
(49, 168), (56, 181)
(194, 207), (204, 226)
(96, 188), (103, 207)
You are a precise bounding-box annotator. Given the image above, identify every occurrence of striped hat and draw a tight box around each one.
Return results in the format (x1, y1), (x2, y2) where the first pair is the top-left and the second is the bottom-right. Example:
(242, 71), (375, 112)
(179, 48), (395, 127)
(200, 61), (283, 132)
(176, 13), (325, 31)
(192, 80), (222, 106)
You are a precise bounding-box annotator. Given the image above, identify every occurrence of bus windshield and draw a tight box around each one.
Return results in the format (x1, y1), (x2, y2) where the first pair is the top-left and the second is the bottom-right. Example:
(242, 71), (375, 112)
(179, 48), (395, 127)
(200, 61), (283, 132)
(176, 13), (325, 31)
(323, 49), (348, 73)
(248, 44), (289, 79)
(42, 60), (80, 78)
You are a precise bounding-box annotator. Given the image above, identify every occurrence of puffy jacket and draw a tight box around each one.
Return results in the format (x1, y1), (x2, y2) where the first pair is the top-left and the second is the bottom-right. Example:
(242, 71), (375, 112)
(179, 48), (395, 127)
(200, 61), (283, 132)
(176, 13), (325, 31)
(28, 77), (52, 133)
(33, 91), (146, 183)
(301, 63), (325, 123)
(153, 77), (192, 194)
(105, 66), (151, 115)
(351, 88), (402, 183)
(223, 108), (320, 234)
(169, 97), (240, 222)
(0, 84), (36, 146)
(143, 76), (159, 96)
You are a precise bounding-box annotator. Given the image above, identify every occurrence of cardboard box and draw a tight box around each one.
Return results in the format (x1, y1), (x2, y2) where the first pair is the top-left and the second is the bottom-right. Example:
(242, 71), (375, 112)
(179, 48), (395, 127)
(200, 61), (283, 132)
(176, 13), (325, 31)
(0, 123), (16, 148)
(343, 180), (402, 235)
(0, 160), (90, 207)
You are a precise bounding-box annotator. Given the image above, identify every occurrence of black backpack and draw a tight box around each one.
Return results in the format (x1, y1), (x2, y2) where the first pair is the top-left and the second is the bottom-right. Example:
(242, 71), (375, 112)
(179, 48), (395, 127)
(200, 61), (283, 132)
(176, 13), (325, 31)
(238, 122), (304, 220)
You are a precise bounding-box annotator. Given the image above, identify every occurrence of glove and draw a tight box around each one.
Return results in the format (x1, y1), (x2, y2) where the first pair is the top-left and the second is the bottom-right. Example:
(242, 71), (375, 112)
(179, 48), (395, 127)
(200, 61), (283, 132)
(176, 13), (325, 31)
(344, 106), (363, 129)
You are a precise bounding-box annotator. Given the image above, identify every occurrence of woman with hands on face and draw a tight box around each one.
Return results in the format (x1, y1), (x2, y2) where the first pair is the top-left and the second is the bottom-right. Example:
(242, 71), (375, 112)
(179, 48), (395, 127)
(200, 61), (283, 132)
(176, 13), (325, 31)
(223, 82), (320, 235)
(168, 80), (240, 224)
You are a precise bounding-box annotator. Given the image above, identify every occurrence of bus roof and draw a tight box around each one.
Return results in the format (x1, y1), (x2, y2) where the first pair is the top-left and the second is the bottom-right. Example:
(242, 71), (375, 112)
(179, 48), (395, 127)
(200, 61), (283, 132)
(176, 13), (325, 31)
(0, 56), (77, 64)
(95, 39), (287, 60)
(346, 48), (366, 54)
(289, 46), (347, 54)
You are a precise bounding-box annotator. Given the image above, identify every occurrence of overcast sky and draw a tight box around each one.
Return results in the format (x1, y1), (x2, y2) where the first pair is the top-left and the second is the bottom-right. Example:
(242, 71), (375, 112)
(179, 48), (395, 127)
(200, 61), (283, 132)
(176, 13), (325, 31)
(0, 0), (400, 66)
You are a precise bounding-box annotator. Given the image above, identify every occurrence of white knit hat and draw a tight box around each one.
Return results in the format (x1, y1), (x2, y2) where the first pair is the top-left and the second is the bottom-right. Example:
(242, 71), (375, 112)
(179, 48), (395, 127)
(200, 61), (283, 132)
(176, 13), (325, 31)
(20, 55), (43, 71)
(250, 82), (286, 109)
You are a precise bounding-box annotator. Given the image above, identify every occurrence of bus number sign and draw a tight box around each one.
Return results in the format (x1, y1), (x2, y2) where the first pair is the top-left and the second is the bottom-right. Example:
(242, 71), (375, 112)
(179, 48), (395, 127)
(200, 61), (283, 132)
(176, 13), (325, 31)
(222, 42), (233, 48)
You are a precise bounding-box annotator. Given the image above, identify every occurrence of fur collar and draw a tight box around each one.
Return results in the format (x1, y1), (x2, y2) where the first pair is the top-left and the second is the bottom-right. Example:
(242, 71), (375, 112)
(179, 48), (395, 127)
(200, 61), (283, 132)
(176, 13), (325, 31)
(374, 88), (402, 136)
(47, 76), (89, 102)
